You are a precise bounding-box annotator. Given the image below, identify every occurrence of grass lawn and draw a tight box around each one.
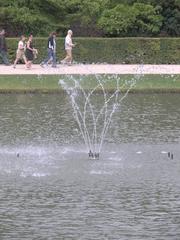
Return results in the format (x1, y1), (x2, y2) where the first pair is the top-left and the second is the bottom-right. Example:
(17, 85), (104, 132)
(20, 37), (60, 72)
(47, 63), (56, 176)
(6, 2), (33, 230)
(0, 74), (180, 93)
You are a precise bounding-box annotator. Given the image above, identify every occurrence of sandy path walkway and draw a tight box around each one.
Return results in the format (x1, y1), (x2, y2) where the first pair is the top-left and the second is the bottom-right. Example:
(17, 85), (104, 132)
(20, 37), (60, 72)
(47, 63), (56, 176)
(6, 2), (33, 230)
(0, 64), (180, 75)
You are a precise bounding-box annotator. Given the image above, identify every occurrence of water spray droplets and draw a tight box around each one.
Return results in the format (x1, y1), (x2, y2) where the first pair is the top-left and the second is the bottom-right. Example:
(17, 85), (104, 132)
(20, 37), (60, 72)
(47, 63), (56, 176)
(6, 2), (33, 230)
(60, 71), (142, 159)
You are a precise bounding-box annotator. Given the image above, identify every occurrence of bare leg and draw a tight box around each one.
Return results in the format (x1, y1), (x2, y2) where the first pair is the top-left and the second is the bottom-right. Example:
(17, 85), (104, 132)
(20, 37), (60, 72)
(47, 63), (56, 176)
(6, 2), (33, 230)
(27, 61), (32, 69)
(23, 56), (28, 68)
(13, 58), (19, 68)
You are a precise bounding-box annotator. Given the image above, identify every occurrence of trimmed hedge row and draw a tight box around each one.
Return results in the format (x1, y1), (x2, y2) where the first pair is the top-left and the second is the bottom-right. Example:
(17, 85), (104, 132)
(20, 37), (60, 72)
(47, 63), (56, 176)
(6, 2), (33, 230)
(4, 37), (180, 64)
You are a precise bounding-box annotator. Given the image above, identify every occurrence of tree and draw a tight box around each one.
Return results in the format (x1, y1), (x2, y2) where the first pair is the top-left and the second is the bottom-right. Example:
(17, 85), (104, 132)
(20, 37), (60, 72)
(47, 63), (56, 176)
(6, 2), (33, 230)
(0, 0), (179, 36)
(133, 3), (163, 35)
(0, 6), (52, 36)
(98, 3), (163, 36)
(98, 4), (137, 36)
(0, 0), (67, 36)
(159, 0), (180, 36)
(67, 0), (109, 36)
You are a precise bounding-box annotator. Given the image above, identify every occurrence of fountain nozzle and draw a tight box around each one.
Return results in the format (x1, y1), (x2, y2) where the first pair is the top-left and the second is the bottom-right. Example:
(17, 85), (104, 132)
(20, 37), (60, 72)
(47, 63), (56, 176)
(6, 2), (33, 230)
(88, 150), (99, 159)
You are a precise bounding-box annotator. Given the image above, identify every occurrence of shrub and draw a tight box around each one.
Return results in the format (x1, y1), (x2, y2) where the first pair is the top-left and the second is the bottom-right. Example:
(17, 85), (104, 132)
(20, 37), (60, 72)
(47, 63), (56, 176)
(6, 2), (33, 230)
(4, 37), (180, 64)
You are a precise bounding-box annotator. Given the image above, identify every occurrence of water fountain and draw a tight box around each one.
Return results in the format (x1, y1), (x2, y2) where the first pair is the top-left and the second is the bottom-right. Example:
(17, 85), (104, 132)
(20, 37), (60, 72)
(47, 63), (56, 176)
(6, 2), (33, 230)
(59, 71), (142, 159)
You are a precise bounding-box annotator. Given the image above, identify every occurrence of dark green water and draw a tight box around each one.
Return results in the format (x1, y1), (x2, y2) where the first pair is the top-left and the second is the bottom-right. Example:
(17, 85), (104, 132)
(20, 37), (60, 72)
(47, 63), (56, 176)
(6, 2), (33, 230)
(0, 93), (180, 239)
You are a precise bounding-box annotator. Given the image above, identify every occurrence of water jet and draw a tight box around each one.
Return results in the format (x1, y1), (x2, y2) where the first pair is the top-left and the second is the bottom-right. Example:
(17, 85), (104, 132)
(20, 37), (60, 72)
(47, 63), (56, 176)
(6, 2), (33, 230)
(59, 73), (141, 158)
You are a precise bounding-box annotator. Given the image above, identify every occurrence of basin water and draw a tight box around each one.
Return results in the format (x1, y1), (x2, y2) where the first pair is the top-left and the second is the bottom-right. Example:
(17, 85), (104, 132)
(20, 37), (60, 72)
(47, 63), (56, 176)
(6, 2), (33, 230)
(0, 74), (180, 239)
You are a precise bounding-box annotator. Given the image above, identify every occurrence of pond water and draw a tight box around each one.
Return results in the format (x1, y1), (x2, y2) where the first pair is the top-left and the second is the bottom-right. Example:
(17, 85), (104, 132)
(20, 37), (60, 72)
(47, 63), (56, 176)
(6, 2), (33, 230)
(0, 93), (180, 239)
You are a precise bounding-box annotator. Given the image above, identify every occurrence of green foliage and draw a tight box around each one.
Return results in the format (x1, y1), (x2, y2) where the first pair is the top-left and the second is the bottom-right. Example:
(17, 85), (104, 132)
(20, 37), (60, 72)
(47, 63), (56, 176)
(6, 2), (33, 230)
(0, 6), (52, 35)
(0, 0), (179, 36)
(4, 37), (180, 65)
(0, 0), (67, 36)
(98, 5), (137, 36)
(133, 3), (163, 34)
(160, 0), (180, 36)
(98, 3), (163, 36)
(79, 0), (109, 24)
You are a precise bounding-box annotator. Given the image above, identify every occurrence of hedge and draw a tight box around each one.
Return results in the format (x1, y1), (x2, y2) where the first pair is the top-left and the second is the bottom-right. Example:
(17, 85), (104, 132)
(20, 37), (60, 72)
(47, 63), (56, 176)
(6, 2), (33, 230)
(3, 37), (180, 64)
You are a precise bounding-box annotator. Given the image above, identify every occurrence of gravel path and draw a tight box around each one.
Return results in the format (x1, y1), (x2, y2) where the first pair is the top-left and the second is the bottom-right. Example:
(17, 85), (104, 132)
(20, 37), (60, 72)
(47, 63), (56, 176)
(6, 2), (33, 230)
(0, 64), (180, 75)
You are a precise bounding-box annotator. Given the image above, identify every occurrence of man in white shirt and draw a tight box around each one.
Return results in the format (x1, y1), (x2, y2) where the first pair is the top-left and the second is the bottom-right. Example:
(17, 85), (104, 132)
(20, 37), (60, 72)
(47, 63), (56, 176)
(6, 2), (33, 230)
(61, 30), (75, 65)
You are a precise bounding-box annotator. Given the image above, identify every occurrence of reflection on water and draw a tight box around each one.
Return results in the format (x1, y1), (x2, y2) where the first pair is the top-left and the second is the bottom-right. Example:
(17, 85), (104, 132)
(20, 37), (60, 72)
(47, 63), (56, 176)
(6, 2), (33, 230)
(0, 93), (179, 146)
(111, 93), (180, 144)
(0, 93), (180, 239)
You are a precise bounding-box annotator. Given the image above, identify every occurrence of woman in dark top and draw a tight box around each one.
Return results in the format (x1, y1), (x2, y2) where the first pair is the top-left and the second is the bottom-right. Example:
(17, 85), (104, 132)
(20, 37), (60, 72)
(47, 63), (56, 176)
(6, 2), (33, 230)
(26, 34), (37, 69)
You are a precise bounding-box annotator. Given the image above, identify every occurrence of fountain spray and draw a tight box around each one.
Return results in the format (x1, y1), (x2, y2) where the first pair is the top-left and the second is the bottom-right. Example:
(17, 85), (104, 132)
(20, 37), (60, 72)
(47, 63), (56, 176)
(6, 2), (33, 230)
(59, 68), (142, 159)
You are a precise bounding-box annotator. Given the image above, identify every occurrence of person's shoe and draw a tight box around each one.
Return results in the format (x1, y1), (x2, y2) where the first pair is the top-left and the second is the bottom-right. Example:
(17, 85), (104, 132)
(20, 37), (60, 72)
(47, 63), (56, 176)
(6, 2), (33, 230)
(52, 65), (57, 68)
(5, 63), (11, 66)
(40, 63), (44, 68)
(13, 65), (16, 69)
(60, 60), (66, 65)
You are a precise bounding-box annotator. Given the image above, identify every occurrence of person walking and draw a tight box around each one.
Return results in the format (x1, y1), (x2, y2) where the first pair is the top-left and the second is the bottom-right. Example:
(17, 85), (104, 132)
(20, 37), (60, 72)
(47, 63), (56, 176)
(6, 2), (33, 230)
(0, 29), (10, 65)
(25, 34), (38, 69)
(13, 35), (28, 68)
(61, 30), (75, 65)
(40, 32), (57, 68)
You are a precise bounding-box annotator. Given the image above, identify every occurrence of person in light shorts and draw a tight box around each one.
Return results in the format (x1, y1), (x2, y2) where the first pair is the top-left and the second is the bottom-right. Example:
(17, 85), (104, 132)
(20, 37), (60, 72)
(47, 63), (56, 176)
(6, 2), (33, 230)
(13, 35), (28, 68)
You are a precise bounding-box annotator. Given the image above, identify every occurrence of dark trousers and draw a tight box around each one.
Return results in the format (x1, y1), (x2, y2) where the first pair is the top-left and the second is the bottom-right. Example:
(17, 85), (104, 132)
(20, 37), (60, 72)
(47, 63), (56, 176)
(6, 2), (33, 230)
(0, 50), (9, 65)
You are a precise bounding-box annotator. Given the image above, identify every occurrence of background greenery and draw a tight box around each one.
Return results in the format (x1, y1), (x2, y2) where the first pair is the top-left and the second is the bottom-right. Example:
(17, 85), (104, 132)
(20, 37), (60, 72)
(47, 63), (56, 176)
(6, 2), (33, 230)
(4, 37), (180, 64)
(0, 0), (179, 37)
